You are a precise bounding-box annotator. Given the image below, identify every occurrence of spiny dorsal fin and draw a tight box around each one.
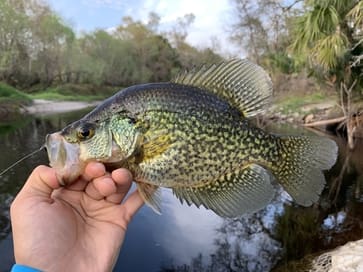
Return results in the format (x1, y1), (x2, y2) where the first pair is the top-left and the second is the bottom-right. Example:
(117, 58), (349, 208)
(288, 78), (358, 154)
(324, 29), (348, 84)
(172, 164), (274, 218)
(172, 59), (273, 117)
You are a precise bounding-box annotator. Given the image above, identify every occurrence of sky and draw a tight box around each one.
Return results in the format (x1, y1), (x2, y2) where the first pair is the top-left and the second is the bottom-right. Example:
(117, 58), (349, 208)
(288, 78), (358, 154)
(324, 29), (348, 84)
(45, 0), (240, 56)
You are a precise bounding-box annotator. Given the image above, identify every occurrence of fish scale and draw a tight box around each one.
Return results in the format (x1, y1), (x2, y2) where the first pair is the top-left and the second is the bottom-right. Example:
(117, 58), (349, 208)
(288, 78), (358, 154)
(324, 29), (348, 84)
(46, 59), (338, 217)
(125, 107), (280, 189)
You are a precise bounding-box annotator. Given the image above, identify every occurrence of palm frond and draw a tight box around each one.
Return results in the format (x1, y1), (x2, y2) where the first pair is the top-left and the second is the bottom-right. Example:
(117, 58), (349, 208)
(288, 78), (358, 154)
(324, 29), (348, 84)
(347, 1), (363, 27)
(311, 31), (349, 69)
(290, 3), (339, 53)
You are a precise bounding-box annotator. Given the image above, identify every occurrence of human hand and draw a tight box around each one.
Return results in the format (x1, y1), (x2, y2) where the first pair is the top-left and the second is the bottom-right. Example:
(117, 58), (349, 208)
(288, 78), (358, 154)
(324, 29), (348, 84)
(10, 162), (144, 272)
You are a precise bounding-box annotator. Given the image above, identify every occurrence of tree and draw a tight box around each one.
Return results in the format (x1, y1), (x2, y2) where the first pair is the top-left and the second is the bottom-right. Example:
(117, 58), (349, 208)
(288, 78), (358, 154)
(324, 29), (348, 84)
(166, 13), (223, 70)
(168, 13), (195, 48)
(290, 0), (363, 149)
(0, 2), (223, 90)
(229, 0), (300, 65)
(291, 0), (363, 94)
(229, 0), (304, 77)
(31, 12), (75, 85)
(116, 16), (180, 84)
(0, 0), (75, 87)
(0, 0), (30, 84)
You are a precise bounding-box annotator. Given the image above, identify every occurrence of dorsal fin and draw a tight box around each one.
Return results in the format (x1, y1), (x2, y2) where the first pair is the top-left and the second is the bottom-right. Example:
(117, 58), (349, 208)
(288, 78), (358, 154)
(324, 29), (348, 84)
(172, 59), (273, 117)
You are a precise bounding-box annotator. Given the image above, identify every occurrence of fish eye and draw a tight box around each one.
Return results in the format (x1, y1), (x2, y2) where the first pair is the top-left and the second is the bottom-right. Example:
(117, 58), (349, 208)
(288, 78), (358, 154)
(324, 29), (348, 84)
(77, 125), (95, 141)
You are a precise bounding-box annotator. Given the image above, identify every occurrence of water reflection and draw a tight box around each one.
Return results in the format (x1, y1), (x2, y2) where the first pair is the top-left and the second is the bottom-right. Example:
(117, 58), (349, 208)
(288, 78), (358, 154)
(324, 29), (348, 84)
(161, 190), (223, 264)
(158, 134), (363, 271)
(0, 112), (362, 272)
(159, 190), (287, 272)
(0, 109), (94, 271)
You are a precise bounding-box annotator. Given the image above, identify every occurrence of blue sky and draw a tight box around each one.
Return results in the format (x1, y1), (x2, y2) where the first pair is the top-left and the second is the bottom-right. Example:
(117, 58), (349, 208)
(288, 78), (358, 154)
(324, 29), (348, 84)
(45, 0), (239, 56)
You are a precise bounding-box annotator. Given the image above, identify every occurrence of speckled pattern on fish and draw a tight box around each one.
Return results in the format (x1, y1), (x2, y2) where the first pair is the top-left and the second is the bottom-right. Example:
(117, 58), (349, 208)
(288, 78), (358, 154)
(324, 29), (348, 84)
(45, 59), (338, 217)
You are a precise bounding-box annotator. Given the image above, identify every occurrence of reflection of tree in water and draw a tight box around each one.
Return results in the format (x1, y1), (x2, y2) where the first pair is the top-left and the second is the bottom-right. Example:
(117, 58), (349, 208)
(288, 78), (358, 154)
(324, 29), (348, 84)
(161, 139), (363, 272)
(273, 138), (363, 271)
(0, 118), (50, 241)
(0, 194), (12, 240)
(161, 190), (287, 272)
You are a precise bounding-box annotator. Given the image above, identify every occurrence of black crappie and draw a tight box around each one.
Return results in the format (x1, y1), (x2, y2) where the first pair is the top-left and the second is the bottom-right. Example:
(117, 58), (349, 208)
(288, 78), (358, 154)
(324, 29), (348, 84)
(46, 59), (338, 218)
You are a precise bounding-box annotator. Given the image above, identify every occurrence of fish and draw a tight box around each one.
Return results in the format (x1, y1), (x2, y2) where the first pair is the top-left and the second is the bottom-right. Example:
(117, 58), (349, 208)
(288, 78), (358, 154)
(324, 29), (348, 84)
(45, 59), (338, 218)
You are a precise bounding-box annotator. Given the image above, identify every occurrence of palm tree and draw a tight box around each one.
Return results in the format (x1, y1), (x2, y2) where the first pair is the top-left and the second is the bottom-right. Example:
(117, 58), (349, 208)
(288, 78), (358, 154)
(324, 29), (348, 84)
(291, 0), (363, 149)
(291, 0), (363, 92)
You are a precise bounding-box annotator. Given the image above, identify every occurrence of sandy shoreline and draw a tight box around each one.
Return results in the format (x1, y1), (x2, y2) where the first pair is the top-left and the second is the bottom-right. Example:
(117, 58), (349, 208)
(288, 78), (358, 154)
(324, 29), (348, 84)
(25, 99), (100, 114)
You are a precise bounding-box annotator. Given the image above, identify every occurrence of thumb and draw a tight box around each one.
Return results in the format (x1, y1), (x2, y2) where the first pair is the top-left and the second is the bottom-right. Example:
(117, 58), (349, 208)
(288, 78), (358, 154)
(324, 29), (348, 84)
(19, 165), (60, 199)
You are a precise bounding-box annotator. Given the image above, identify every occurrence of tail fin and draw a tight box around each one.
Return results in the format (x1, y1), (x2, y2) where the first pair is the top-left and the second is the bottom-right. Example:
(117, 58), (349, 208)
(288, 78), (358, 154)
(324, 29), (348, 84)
(272, 136), (338, 206)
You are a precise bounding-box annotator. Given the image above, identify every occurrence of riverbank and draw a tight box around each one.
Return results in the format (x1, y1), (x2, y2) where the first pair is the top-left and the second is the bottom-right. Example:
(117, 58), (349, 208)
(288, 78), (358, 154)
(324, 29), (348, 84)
(0, 82), (108, 119)
(25, 98), (338, 121)
(1, 96), (338, 124)
(25, 99), (100, 115)
(268, 99), (338, 124)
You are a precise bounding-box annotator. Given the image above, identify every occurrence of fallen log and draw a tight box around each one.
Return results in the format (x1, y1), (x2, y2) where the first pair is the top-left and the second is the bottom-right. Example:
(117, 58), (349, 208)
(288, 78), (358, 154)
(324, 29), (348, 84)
(303, 116), (347, 127)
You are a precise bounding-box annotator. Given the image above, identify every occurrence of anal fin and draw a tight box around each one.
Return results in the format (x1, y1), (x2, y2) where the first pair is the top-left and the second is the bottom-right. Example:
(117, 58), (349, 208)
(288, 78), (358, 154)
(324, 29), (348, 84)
(137, 183), (162, 214)
(173, 164), (274, 218)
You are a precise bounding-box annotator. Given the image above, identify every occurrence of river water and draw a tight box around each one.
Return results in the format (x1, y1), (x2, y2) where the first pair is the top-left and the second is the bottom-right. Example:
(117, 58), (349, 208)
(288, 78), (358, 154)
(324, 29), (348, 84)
(0, 109), (362, 272)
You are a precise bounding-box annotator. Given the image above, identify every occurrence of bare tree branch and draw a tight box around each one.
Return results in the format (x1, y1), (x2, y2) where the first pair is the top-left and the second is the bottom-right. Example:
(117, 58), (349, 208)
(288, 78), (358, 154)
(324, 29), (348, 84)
(278, 0), (304, 12)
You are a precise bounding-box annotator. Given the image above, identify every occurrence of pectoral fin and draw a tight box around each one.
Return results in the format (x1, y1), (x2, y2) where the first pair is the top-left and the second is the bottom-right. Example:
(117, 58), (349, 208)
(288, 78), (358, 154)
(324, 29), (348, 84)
(173, 164), (274, 218)
(142, 131), (172, 161)
(137, 183), (162, 214)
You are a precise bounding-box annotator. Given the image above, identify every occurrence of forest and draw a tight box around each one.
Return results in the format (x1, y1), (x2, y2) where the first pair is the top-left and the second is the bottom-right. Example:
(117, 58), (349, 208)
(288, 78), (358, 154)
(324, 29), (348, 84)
(0, 0), (223, 90)
(0, 0), (363, 105)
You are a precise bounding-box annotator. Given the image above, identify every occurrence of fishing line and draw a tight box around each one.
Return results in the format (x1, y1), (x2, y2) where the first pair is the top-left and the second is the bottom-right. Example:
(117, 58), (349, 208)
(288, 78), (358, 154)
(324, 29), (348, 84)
(0, 145), (45, 177)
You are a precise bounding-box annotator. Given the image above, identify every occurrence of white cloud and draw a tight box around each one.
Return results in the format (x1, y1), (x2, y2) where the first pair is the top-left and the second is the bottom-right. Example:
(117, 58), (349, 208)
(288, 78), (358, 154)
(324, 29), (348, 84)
(128, 0), (239, 55)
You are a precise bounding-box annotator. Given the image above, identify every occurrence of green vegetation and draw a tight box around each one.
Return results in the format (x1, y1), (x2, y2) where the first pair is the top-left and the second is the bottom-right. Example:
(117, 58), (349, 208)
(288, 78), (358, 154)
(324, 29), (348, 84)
(0, 117), (31, 135)
(0, 0), (224, 116)
(0, 1), (222, 93)
(0, 0), (362, 119)
(275, 206), (321, 263)
(0, 83), (31, 103)
(230, 0), (363, 101)
(0, 82), (31, 119)
(274, 92), (333, 114)
(29, 92), (102, 102)
(29, 84), (118, 101)
(290, 0), (363, 98)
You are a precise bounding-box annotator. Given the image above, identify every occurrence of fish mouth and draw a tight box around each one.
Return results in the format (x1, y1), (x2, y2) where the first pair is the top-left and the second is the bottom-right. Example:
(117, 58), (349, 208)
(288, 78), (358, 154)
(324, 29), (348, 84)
(45, 132), (85, 185)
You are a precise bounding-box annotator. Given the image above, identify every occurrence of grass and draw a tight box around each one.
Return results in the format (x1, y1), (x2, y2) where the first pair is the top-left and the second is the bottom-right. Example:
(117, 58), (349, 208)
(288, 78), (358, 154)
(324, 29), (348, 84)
(0, 83), (32, 120)
(29, 91), (104, 101)
(0, 82), (110, 103)
(0, 82), (117, 120)
(273, 92), (333, 114)
(29, 84), (118, 102)
(0, 83), (31, 104)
